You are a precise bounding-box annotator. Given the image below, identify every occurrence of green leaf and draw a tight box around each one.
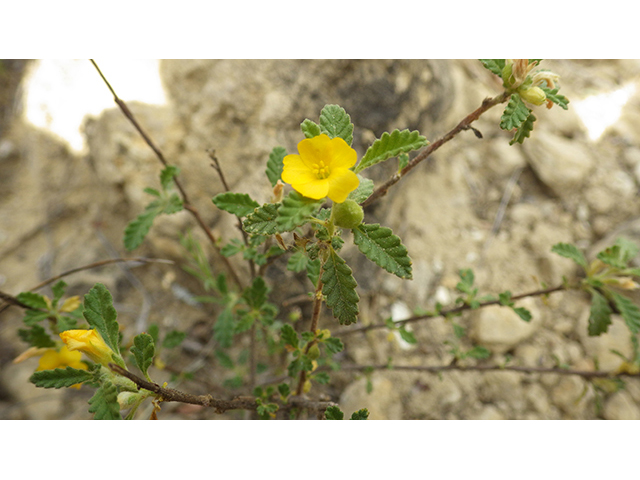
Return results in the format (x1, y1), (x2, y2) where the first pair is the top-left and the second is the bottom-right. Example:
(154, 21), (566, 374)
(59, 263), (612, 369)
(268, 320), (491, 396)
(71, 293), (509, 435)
(456, 268), (475, 293)
(597, 238), (639, 268)
(319, 104), (354, 146)
(540, 86), (569, 110)
(355, 129), (428, 173)
(323, 337), (344, 354)
(243, 276), (269, 310)
(89, 380), (122, 420)
(611, 291), (640, 334)
(277, 191), (323, 231)
(463, 346), (491, 359)
(160, 165), (180, 190)
(588, 289), (613, 336)
(509, 111), (536, 145)
(15, 291), (48, 310)
(348, 176), (374, 204)
(212, 192), (260, 217)
(29, 366), (94, 389)
(352, 223), (412, 279)
(131, 333), (155, 377)
(215, 349), (235, 369)
(287, 250), (309, 273)
(551, 243), (588, 269)
(83, 284), (120, 355)
(18, 325), (56, 348)
(512, 307), (532, 322)
(123, 207), (159, 251)
(398, 327), (417, 344)
(325, 405), (344, 420)
(265, 146), (287, 187)
(322, 248), (359, 325)
(500, 94), (531, 131)
(163, 194), (184, 214)
(278, 383), (291, 398)
(301, 118), (322, 139)
(214, 306), (236, 348)
(479, 59), (505, 77)
(243, 203), (281, 235)
(22, 309), (51, 326)
(280, 324), (299, 349)
(51, 280), (67, 305)
(306, 257), (321, 287)
(350, 408), (370, 420)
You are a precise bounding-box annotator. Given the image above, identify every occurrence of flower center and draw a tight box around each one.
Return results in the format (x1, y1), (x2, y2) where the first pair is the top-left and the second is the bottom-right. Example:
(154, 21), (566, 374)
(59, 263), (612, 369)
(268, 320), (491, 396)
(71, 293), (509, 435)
(312, 160), (331, 179)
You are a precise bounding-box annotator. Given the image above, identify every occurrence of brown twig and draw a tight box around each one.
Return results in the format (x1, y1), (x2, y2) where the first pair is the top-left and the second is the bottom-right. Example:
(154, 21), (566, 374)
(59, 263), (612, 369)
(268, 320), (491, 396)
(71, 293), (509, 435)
(337, 283), (567, 337)
(89, 60), (244, 291)
(295, 271), (325, 396)
(109, 364), (335, 415)
(362, 91), (511, 207)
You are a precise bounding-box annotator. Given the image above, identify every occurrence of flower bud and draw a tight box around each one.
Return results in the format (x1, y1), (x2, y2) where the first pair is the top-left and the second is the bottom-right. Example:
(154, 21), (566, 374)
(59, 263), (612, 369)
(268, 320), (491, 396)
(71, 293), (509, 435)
(60, 329), (116, 367)
(332, 199), (364, 229)
(307, 344), (320, 360)
(518, 86), (547, 106)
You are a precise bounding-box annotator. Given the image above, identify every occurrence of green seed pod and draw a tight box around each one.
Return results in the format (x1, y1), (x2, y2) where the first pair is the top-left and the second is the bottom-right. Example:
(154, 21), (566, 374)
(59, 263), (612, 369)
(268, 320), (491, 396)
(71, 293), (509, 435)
(307, 343), (321, 360)
(332, 199), (364, 229)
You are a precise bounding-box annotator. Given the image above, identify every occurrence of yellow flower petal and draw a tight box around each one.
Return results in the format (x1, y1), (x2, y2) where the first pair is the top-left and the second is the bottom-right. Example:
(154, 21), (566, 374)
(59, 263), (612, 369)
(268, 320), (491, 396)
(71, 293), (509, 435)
(60, 329), (115, 367)
(327, 169), (360, 203)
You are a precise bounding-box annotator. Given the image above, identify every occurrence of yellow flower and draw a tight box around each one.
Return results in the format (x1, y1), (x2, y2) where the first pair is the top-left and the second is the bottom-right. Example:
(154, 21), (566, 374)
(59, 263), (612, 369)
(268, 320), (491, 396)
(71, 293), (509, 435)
(37, 346), (88, 389)
(60, 329), (115, 367)
(282, 134), (359, 204)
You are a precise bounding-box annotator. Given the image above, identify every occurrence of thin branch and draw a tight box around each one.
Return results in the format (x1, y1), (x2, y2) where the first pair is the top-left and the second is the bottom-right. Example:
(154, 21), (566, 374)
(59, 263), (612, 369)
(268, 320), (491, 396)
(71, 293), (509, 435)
(296, 267), (325, 396)
(337, 283), (567, 337)
(109, 364), (335, 415)
(362, 91), (511, 207)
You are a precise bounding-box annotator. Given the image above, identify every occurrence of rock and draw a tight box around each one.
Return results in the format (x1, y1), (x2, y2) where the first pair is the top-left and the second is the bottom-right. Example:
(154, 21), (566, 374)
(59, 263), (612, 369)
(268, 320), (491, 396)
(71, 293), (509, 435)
(577, 307), (634, 371)
(603, 391), (640, 420)
(550, 375), (590, 418)
(339, 373), (404, 420)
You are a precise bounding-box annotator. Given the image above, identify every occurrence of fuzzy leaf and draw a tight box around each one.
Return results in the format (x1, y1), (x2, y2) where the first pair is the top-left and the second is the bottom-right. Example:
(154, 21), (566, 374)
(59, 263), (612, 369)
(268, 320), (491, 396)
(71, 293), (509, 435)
(277, 191), (323, 231)
(123, 207), (159, 251)
(348, 176), (374, 204)
(29, 367), (94, 389)
(540, 86), (569, 110)
(512, 307), (532, 322)
(350, 408), (370, 420)
(213, 306), (235, 348)
(162, 330), (186, 349)
(588, 289), (613, 336)
(322, 248), (359, 325)
(287, 250), (309, 273)
(479, 59), (505, 77)
(243, 203), (281, 235)
(319, 105), (354, 146)
(356, 129), (428, 173)
(323, 337), (344, 354)
(325, 405), (344, 420)
(212, 192), (260, 217)
(551, 243), (588, 269)
(15, 291), (48, 310)
(306, 257), (321, 287)
(500, 94), (531, 131)
(243, 276), (269, 310)
(280, 324), (299, 349)
(51, 280), (67, 305)
(352, 223), (412, 279)
(509, 111), (536, 145)
(131, 333), (155, 377)
(83, 283), (120, 355)
(88, 380), (122, 420)
(160, 165), (180, 190)
(266, 146), (287, 187)
(611, 291), (640, 334)
(18, 325), (56, 348)
(301, 119), (322, 139)
(597, 238), (639, 268)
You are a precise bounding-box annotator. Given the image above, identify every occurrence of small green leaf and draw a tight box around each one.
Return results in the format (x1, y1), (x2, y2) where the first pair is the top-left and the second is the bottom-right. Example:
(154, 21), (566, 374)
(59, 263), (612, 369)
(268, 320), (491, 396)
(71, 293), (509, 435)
(215, 349), (235, 369)
(22, 310), (51, 326)
(500, 94), (531, 131)
(551, 243), (588, 269)
(322, 248), (359, 326)
(348, 176), (374, 204)
(212, 192), (260, 217)
(243, 203), (281, 235)
(479, 59), (506, 77)
(160, 165), (180, 190)
(277, 191), (324, 231)
(356, 129), (428, 174)
(131, 333), (155, 377)
(301, 119), (321, 139)
(29, 367), (94, 389)
(15, 292), (48, 310)
(350, 408), (370, 420)
(281, 324), (299, 349)
(352, 223), (412, 279)
(456, 268), (475, 293)
(265, 146), (287, 187)
(287, 250), (309, 273)
(51, 280), (67, 305)
(509, 111), (536, 145)
(540, 86), (569, 110)
(18, 325), (56, 348)
(214, 306), (235, 348)
(325, 405), (344, 420)
(306, 257), (321, 287)
(89, 380), (122, 420)
(597, 238), (639, 268)
(319, 104), (354, 146)
(278, 383), (291, 398)
(323, 337), (344, 354)
(398, 327), (417, 344)
(312, 372), (331, 385)
(83, 283), (120, 355)
(243, 276), (269, 310)
(588, 289), (613, 336)
(513, 307), (532, 322)
(123, 208), (159, 251)
(162, 330), (186, 349)
(463, 346), (491, 359)
(611, 291), (640, 334)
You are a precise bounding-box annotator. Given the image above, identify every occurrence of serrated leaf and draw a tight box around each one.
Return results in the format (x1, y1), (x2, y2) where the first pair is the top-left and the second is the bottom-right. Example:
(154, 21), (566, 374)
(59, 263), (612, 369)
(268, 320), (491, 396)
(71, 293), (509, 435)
(350, 408), (369, 420)
(322, 249), (359, 325)
(312, 371), (331, 385)
(18, 325), (56, 348)
(22, 310), (51, 326)
(287, 250), (309, 273)
(213, 306), (235, 348)
(399, 327), (417, 344)
(162, 330), (186, 349)
(355, 129), (428, 174)
(243, 276), (269, 309)
(348, 176), (374, 204)
(123, 207), (159, 251)
(352, 223), (412, 279)
(611, 291), (640, 334)
(463, 346), (491, 359)
(131, 333), (155, 377)
(540, 86), (569, 110)
(512, 307), (532, 322)
(215, 349), (235, 369)
(266, 146), (287, 187)
(325, 405), (344, 420)
(479, 59), (505, 77)
(319, 105), (354, 146)
(323, 337), (344, 354)
(243, 203), (281, 235)
(276, 191), (323, 231)
(29, 366), (94, 389)
(212, 192), (260, 217)
(301, 118), (322, 139)
(163, 193), (184, 214)
(280, 324), (299, 349)
(83, 283), (120, 355)
(89, 380), (122, 420)
(51, 280), (67, 305)
(597, 238), (639, 268)
(509, 111), (536, 145)
(16, 291), (48, 310)
(306, 257), (321, 287)
(160, 165), (180, 190)
(551, 243), (588, 269)
(500, 94), (531, 131)
(588, 289), (613, 336)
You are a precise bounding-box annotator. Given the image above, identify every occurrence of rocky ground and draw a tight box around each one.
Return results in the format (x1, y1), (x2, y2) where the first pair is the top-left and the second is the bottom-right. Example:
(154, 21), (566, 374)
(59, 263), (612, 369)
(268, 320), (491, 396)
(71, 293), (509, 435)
(1, 59), (640, 419)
